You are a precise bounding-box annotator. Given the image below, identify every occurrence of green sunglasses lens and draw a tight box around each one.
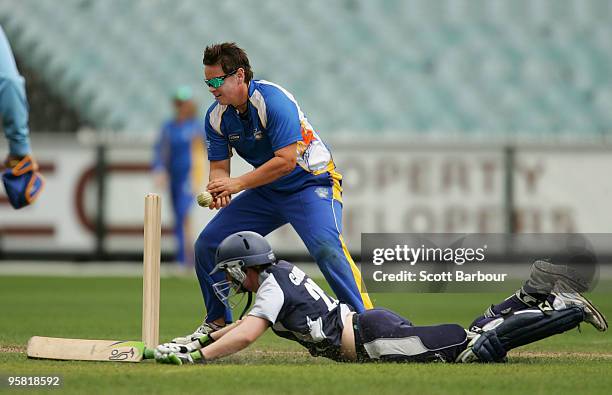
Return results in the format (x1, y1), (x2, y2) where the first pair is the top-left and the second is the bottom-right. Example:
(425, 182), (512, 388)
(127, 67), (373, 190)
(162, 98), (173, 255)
(206, 78), (224, 88)
(206, 70), (238, 88)
(205, 70), (238, 88)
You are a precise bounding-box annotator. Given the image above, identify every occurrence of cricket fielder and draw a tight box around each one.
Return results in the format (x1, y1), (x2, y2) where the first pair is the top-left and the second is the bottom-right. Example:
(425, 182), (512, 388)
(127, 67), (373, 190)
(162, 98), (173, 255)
(0, 25), (44, 209)
(152, 87), (206, 267)
(175, 43), (372, 341)
(156, 232), (607, 365)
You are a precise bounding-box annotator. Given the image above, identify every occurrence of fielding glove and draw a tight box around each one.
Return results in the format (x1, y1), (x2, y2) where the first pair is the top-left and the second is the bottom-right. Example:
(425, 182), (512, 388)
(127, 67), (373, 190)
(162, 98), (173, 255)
(2, 154), (45, 209)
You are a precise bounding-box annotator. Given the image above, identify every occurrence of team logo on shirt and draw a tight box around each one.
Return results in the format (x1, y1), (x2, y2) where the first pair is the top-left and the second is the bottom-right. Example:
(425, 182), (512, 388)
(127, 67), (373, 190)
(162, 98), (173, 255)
(228, 134), (241, 142)
(315, 187), (329, 199)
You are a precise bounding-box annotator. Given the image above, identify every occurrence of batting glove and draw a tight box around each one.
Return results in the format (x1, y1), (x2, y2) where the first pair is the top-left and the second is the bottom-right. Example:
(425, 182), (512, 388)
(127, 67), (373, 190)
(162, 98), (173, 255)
(154, 343), (205, 365)
(170, 334), (212, 353)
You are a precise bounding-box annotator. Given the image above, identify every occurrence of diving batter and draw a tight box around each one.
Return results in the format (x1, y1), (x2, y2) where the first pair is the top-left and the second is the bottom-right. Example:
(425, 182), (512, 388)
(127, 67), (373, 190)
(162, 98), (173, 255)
(156, 232), (608, 365)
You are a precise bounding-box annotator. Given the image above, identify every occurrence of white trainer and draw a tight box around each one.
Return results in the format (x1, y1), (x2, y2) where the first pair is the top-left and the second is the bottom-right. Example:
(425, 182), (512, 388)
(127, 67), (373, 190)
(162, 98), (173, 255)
(552, 286), (608, 332)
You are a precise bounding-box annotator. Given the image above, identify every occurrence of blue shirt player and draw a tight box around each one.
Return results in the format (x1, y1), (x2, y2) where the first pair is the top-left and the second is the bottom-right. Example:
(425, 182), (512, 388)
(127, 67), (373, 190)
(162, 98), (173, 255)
(152, 87), (206, 267)
(1, 25), (44, 209)
(172, 42), (373, 343)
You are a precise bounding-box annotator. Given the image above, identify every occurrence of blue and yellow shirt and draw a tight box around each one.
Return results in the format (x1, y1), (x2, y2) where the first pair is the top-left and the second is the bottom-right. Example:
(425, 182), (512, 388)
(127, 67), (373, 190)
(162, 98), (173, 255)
(152, 118), (206, 193)
(204, 80), (340, 194)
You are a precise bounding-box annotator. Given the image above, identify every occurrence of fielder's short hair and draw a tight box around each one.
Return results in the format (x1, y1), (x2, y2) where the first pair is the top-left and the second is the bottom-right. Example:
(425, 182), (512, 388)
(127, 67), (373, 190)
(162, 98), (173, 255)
(203, 42), (253, 84)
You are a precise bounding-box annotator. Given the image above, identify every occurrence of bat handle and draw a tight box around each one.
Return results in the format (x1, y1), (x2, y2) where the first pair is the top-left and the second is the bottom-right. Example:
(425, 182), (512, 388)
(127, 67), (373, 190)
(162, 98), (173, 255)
(143, 347), (156, 360)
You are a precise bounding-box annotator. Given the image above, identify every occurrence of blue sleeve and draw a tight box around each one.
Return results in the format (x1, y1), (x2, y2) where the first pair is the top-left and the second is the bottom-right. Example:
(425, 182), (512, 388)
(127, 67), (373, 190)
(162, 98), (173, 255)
(265, 89), (301, 151)
(0, 26), (31, 156)
(151, 125), (168, 171)
(205, 109), (230, 161)
(0, 26), (19, 77)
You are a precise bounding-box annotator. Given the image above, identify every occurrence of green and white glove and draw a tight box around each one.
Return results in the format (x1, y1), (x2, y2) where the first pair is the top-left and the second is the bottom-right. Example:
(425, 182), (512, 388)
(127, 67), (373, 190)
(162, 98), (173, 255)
(154, 343), (204, 365)
(154, 335), (211, 365)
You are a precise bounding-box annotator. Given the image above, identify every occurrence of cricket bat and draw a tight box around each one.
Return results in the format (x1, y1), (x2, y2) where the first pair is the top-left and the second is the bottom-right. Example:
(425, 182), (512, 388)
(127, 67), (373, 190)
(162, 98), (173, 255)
(26, 336), (155, 362)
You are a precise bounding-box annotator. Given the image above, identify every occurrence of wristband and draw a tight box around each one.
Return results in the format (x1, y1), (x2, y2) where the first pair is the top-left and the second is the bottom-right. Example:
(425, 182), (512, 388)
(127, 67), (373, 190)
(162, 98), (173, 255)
(198, 334), (214, 347)
(190, 350), (207, 364)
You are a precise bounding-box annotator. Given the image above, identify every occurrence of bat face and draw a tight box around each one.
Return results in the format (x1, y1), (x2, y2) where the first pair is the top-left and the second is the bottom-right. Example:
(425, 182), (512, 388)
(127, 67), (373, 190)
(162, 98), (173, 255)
(27, 336), (152, 362)
(106, 341), (145, 361)
(108, 343), (134, 360)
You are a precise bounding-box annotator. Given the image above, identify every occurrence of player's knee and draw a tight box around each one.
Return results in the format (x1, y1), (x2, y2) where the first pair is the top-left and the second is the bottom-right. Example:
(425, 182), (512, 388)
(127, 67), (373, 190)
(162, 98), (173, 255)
(310, 241), (347, 268)
(310, 243), (335, 261)
(194, 227), (219, 257)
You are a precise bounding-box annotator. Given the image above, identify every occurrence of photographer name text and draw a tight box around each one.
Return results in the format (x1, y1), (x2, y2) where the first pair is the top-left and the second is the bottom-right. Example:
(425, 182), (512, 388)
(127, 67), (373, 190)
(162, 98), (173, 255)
(372, 270), (507, 282)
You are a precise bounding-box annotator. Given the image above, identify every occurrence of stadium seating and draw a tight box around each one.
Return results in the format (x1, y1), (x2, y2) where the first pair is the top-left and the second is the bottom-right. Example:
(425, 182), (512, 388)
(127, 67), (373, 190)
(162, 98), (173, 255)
(0, 0), (611, 136)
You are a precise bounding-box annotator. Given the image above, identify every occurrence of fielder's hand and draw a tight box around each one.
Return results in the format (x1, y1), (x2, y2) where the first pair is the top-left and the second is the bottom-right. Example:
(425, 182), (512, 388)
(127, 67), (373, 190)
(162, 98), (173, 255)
(209, 194), (231, 210)
(207, 177), (244, 199)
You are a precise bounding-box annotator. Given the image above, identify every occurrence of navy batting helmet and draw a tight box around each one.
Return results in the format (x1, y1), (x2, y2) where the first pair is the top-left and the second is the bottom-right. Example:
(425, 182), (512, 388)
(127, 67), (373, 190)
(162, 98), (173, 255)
(211, 231), (276, 276)
(210, 231), (276, 306)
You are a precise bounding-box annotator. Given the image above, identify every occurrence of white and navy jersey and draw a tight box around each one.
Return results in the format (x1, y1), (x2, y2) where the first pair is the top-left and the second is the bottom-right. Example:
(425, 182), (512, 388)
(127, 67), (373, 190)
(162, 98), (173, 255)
(248, 261), (353, 360)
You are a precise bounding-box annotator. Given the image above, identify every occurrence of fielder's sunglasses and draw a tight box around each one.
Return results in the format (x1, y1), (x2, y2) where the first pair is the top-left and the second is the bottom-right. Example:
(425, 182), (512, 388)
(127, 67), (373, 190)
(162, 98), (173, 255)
(204, 69), (238, 88)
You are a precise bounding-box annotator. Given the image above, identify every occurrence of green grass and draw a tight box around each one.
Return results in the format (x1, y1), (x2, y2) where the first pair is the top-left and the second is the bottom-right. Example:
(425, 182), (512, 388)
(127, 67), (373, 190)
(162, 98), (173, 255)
(1, 276), (611, 394)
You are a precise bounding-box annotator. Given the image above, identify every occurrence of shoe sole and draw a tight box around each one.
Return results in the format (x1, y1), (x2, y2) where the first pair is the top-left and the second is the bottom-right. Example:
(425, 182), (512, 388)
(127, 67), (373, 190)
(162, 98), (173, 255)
(555, 291), (608, 332)
(533, 260), (590, 292)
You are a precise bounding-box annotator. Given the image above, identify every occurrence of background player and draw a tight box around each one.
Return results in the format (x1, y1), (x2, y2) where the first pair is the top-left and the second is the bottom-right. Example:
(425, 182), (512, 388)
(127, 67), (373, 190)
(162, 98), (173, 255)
(152, 86), (206, 268)
(156, 231), (607, 364)
(0, 24), (43, 209)
(174, 42), (372, 342)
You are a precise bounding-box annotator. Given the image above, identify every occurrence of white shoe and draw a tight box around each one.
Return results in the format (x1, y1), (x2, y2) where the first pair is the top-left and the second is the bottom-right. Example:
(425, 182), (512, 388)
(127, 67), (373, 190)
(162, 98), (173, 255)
(172, 320), (225, 344)
(552, 286), (608, 332)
